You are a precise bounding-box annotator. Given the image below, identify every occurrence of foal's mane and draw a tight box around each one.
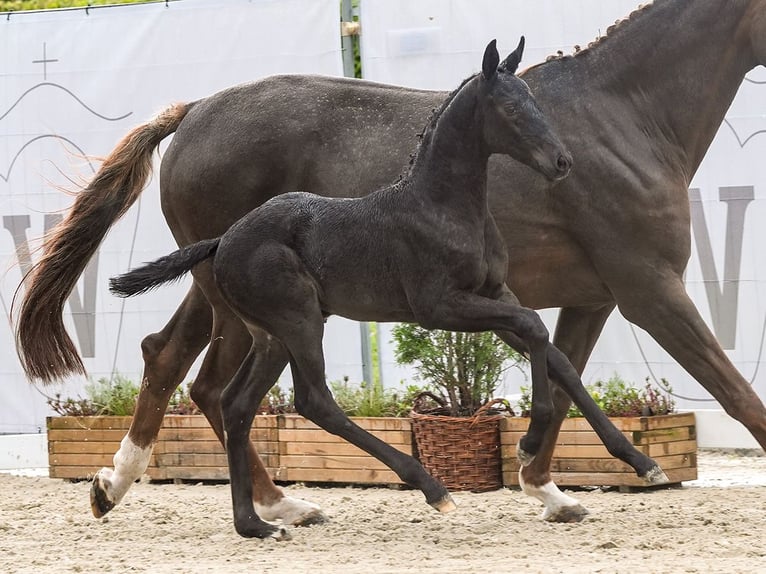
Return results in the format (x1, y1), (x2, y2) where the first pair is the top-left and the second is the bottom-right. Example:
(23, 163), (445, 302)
(395, 73), (478, 184)
(527, 1), (656, 68)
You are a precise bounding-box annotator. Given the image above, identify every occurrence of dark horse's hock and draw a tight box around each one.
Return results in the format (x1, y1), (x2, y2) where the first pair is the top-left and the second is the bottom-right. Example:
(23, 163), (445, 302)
(109, 40), (666, 539)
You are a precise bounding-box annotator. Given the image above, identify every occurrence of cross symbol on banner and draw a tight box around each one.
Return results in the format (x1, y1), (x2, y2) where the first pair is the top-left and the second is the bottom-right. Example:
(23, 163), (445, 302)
(32, 42), (59, 80)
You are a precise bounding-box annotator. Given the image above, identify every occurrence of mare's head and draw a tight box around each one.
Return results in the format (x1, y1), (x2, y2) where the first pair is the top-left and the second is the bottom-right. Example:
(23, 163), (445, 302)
(479, 38), (571, 181)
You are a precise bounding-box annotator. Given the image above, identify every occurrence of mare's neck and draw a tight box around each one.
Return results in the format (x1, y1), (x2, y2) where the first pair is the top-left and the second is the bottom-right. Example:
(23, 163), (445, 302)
(539, 0), (755, 181)
(407, 79), (490, 218)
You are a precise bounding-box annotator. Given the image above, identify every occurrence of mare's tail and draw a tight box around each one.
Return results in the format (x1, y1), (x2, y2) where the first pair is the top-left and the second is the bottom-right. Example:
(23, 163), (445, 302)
(110, 239), (220, 298)
(14, 102), (193, 384)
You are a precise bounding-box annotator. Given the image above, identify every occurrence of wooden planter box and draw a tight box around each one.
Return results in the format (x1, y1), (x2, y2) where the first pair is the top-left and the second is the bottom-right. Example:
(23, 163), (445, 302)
(274, 415), (412, 485)
(500, 412), (697, 489)
(47, 414), (411, 486)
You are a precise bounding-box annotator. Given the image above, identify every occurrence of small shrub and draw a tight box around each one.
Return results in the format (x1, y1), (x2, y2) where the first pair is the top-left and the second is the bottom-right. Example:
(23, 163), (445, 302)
(166, 382), (201, 415)
(330, 376), (423, 418)
(257, 385), (296, 415)
(391, 324), (525, 416)
(48, 374), (139, 416)
(517, 374), (675, 418)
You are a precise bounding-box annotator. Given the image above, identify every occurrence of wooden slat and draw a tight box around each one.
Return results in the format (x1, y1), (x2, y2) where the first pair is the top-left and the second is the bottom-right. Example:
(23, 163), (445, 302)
(275, 467), (402, 484)
(49, 441), (121, 455)
(645, 439), (698, 457)
(632, 426), (695, 445)
(500, 430), (633, 446)
(278, 428), (409, 444)
(157, 427), (278, 442)
(279, 415), (411, 432)
(47, 416), (134, 430)
(279, 440), (412, 457)
(279, 454), (393, 471)
(47, 429), (131, 442)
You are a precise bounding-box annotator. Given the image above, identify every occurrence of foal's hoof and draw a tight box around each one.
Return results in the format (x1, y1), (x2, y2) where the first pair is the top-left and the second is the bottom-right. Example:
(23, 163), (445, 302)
(269, 526), (292, 541)
(543, 503), (590, 523)
(642, 465), (670, 486)
(516, 448), (536, 467)
(90, 471), (115, 518)
(237, 523), (292, 541)
(430, 493), (457, 513)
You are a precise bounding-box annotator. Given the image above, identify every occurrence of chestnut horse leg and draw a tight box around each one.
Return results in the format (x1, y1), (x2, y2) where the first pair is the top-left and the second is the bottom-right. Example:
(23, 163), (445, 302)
(518, 304), (616, 522)
(91, 285), (212, 517)
(190, 301), (326, 527)
(91, 283), (326, 526)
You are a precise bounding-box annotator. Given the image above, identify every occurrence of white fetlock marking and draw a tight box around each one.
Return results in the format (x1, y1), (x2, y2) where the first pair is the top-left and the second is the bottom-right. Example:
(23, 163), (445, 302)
(519, 471), (581, 520)
(255, 495), (322, 525)
(99, 435), (154, 505)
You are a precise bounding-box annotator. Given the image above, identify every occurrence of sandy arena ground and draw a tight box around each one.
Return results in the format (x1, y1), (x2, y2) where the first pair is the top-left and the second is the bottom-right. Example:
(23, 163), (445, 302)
(1, 450), (765, 574)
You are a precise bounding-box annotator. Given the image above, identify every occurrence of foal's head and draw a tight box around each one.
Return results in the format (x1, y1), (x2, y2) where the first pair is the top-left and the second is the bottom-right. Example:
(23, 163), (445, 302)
(479, 38), (571, 181)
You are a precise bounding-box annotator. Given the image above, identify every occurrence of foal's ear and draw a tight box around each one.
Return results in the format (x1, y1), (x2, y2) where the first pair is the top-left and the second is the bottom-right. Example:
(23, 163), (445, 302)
(482, 39), (500, 80)
(499, 36), (525, 75)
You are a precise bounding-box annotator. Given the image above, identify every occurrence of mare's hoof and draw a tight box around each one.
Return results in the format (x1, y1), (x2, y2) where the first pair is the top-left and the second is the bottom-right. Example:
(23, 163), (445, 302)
(543, 503), (590, 523)
(642, 465), (670, 485)
(430, 493), (457, 513)
(292, 509), (328, 527)
(90, 472), (115, 518)
(516, 448), (536, 467)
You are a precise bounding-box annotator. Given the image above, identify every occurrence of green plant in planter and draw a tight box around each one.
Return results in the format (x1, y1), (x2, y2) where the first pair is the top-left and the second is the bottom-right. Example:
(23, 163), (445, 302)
(329, 376), (422, 417)
(517, 374), (676, 418)
(48, 373), (139, 416)
(391, 325), (525, 417)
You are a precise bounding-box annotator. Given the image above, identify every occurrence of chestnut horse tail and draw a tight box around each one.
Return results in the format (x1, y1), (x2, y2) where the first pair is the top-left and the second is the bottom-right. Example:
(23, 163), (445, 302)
(109, 238), (220, 298)
(14, 102), (193, 384)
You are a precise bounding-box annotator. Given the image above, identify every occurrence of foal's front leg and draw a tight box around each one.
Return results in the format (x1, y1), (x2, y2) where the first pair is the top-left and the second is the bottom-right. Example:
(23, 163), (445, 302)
(493, 328), (668, 484)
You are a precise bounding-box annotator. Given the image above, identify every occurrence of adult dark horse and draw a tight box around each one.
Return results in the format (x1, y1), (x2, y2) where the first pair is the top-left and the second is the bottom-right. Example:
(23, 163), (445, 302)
(108, 40), (667, 539)
(15, 0), (766, 523)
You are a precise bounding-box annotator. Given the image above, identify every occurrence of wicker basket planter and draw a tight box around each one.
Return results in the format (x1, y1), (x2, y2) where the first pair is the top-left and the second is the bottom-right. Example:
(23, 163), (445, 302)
(409, 403), (507, 492)
(500, 412), (697, 489)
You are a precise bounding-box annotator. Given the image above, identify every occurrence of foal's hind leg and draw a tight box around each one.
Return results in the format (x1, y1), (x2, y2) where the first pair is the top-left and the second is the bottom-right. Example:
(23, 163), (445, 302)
(220, 345), (291, 539)
(91, 286), (211, 517)
(191, 303), (325, 527)
(278, 319), (454, 513)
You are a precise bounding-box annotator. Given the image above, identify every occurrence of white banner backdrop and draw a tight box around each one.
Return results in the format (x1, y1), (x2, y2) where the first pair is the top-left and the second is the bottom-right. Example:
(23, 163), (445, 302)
(0, 0), (347, 433)
(361, 0), (766, 413)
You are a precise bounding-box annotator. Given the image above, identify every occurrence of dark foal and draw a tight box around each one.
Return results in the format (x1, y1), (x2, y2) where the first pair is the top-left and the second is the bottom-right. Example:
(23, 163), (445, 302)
(110, 40), (665, 539)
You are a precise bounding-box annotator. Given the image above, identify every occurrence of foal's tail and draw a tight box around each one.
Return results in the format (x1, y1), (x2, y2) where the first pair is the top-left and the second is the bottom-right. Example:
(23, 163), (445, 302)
(14, 102), (193, 384)
(109, 238), (220, 298)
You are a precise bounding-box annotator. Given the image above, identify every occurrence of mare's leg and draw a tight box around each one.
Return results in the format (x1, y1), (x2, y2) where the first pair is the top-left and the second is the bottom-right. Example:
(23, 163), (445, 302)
(614, 275), (766, 448)
(493, 326), (665, 482)
(91, 286), (211, 517)
(518, 304), (615, 522)
(192, 301), (325, 526)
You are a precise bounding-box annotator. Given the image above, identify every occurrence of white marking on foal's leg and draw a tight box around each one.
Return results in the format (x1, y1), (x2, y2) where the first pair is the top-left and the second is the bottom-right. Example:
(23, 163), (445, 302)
(519, 470), (589, 523)
(91, 436), (153, 515)
(255, 495), (327, 526)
